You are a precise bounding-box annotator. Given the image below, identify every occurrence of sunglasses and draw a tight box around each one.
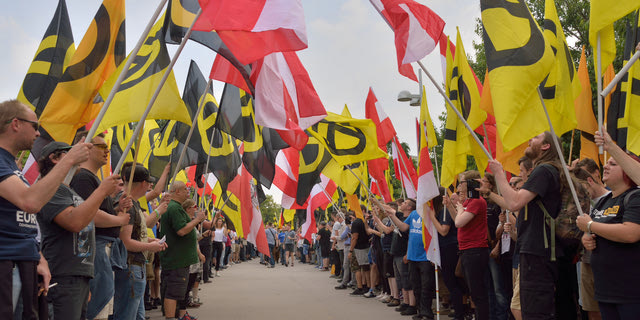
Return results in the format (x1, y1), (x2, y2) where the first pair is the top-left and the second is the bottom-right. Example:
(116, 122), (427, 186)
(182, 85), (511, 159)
(92, 143), (109, 151)
(11, 118), (39, 131)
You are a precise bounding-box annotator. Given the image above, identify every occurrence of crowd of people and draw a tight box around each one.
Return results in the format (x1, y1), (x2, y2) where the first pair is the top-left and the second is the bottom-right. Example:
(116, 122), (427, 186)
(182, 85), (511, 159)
(1, 100), (260, 320)
(3, 94), (640, 320)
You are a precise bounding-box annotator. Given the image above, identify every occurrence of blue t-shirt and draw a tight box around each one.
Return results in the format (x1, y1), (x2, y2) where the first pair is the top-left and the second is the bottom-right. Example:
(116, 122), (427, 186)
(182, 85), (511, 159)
(278, 231), (286, 244)
(0, 148), (39, 261)
(405, 210), (427, 262)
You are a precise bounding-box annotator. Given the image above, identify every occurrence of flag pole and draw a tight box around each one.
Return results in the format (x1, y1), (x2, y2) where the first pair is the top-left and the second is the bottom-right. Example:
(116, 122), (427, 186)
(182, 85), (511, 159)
(596, 34), (604, 155)
(435, 266), (440, 320)
(64, 0), (168, 184)
(431, 147), (440, 186)
(346, 166), (401, 232)
(417, 61), (493, 161)
(568, 129), (575, 164)
(113, 8), (203, 175)
(319, 185), (341, 214)
(536, 88), (585, 217)
(199, 118), (218, 210)
(601, 50), (640, 97)
(169, 78), (212, 184)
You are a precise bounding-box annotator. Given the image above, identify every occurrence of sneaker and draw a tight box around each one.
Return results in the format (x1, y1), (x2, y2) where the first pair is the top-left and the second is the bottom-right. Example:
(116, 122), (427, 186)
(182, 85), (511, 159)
(381, 295), (392, 304)
(387, 298), (401, 307)
(179, 311), (198, 320)
(395, 303), (409, 312)
(400, 306), (418, 316)
(363, 290), (375, 298)
(376, 293), (387, 300)
(350, 288), (366, 295)
(334, 284), (348, 290)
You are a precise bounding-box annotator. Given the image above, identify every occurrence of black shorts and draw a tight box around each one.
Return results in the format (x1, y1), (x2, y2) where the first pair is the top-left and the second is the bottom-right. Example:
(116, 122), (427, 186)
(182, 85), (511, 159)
(285, 243), (295, 252)
(383, 251), (394, 277)
(161, 267), (189, 301)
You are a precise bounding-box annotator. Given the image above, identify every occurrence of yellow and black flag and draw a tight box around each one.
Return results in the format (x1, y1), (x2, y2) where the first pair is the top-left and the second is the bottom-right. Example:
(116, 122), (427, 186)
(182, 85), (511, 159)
(481, 0), (554, 152)
(296, 135), (333, 206)
(623, 12), (640, 155)
(441, 30), (488, 188)
(589, 1), (640, 73)
(18, 0), (75, 117)
(40, 0), (126, 143)
(163, 0), (253, 94)
(539, 0), (577, 136)
(96, 14), (191, 134)
(306, 112), (387, 167)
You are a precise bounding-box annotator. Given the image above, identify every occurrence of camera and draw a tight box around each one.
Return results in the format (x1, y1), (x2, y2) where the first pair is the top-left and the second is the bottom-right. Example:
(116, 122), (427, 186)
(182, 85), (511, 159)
(466, 179), (481, 199)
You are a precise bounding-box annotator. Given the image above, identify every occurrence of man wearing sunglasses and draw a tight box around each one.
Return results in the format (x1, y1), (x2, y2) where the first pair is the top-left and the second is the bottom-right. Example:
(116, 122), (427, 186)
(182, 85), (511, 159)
(0, 100), (91, 319)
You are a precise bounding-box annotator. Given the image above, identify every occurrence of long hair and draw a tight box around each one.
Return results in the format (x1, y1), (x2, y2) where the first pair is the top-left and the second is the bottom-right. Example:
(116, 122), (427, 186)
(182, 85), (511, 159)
(534, 131), (568, 192)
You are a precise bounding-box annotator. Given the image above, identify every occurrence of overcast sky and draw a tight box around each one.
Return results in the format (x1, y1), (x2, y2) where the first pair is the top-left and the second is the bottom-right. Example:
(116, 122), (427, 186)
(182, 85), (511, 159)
(0, 0), (482, 200)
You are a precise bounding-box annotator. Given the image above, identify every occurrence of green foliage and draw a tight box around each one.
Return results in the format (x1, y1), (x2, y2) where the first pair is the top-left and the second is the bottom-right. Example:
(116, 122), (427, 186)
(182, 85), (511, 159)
(259, 194), (280, 224)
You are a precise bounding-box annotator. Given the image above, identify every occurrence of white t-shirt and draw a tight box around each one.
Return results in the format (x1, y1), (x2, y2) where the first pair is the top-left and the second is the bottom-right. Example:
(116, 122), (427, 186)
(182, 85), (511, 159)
(213, 227), (225, 242)
(333, 221), (345, 250)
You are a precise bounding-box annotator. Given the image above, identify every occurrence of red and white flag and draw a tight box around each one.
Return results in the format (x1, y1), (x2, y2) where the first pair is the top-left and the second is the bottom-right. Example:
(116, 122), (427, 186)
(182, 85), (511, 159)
(391, 136), (417, 199)
(194, 0), (308, 65)
(274, 147), (307, 209)
(228, 165), (270, 256)
(250, 51), (326, 150)
(370, 0), (445, 82)
(21, 154), (39, 185)
(365, 87), (394, 202)
(417, 102), (441, 267)
(301, 174), (336, 242)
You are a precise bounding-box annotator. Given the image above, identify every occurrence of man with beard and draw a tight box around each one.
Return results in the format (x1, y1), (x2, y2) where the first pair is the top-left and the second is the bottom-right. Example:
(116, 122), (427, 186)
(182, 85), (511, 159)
(485, 132), (563, 320)
(0, 100), (90, 319)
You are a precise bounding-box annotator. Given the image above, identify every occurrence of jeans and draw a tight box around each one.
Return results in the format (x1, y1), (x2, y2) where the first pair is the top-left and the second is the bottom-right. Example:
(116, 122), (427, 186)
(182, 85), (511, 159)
(599, 302), (640, 320)
(268, 244), (276, 266)
(212, 241), (224, 271)
(487, 256), (510, 320)
(280, 245), (286, 264)
(87, 236), (115, 319)
(113, 264), (146, 320)
(48, 275), (91, 319)
(341, 251), (352, 286)
(409, 260), (435, 318)
(460, 247), (490, 320)
(200, 244), (212, 281)
(337, 250), (344, 278)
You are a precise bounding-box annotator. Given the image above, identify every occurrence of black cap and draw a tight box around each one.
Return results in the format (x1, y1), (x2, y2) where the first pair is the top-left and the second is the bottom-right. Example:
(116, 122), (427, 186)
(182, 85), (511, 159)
(121, 164), (154, 183)
(39, 141), (71, 161)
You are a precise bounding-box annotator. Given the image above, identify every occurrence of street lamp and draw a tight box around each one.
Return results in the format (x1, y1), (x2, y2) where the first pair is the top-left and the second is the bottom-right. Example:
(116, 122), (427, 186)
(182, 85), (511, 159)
(396, 69), (423, 106)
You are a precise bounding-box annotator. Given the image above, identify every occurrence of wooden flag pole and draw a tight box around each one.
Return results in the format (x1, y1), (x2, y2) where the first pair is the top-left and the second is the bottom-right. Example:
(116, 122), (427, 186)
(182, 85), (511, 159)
(601, 50), (640, 97)
(431, 147), (440, 186)
(169, 78), (212, 184)
(64, 0), (168, 184)
(537, 88), (585, 218)
(596, 34), (604, 155)
(125, 123), (145, 196)
(346, 166), (401, 232)
(113, 8), (203, 175)
(568, 129), (575, 164)
(417, 61), (493, 161)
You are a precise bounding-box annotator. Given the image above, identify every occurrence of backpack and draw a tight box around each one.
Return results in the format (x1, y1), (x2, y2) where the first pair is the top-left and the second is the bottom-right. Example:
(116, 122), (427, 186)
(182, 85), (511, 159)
(535, 169), (590, 262)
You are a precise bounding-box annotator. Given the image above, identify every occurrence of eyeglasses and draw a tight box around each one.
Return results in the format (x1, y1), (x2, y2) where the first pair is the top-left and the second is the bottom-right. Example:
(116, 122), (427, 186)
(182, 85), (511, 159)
(11, 118), (39, 131)
(92, 143), (109, 151)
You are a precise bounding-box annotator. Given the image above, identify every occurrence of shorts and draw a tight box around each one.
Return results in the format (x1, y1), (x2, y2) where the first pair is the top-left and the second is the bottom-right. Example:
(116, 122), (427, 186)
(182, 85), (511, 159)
(350, 252), (360, 272)
(393, 255), (411, 291)
(580, 262), (599, 312)
(146, 253), (155, 281)
(354, 248), (370, 266)
(510, 267), (520, 310)
(383, 252), (394, 278)
(161, 267), (189, 301)
(285, 243), (295, 253)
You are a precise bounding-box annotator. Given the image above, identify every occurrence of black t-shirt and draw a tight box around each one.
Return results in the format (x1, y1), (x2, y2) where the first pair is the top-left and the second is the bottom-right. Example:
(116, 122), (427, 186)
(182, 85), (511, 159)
(38, 185), (95, 278)
(70, 168), (119, 239)
(351, 218), (369, 249)
(438, 209), (458, 248)
(318, 228), (331, 248)
(590, 188), (640, 304)
(126, 200), (146, 265)
(390, 211), (410, 256)
(517, 164), (562, 257)
(486, 201), (501, 242)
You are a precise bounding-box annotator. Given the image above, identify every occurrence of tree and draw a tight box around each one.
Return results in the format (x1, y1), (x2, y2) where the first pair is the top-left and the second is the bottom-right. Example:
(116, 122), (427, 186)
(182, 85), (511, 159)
(259, 194), (280, 224)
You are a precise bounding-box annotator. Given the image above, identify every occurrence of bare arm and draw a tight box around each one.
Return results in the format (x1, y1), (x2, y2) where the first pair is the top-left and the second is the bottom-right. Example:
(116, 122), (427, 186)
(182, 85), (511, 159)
(54, 176), (118, 233)
(93, 209), (129, 228)
(177, 210), (206, 237)
(120, 224), (166, 252)
(146, 163), (171, 202)
(426, 205), (450, 237)
(386, 212), (409, 232)
(489, 160), (537, 212)
(597, 128), (640, 186)
(0, 143), (91, 213)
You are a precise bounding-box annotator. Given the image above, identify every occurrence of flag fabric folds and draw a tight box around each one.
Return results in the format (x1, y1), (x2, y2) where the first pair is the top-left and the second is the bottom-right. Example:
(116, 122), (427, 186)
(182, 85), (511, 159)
(589, 1), (640, 72)
(573, 47), (599, 163)
(296, 135), (333, 206)
(163, 0), (253, 93)
(391, 136), (418, 199)
(96, 15), (191, 134)
(365, 87), (394, 202)
(193, 0), (308, 65)
(274, 147), (301, 208)
(40, 0), (126, 143)
(18, 0), (75, 117)
(481, 0), (555, 152)
(369, 0), (445, 81)
(301, 175), (337, 242)
(624, 13), (640, 155)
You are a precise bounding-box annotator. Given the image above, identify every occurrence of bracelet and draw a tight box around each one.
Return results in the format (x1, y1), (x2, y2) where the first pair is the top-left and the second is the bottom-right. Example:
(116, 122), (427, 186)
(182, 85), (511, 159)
(587, 220), (594, 234)
(154, 209), (160, 219)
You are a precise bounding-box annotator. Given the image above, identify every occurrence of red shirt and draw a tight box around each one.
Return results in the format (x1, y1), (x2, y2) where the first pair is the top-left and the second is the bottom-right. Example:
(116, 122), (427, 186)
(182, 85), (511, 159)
(457, 198), (488, 250)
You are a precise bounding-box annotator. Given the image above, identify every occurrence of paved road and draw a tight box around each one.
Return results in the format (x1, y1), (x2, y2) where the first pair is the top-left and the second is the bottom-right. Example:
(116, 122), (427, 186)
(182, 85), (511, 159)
(148, 259), (409, 320)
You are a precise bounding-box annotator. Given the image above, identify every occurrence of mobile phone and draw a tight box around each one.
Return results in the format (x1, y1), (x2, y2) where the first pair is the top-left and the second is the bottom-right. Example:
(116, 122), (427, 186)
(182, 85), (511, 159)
(467, 179), (481, 199)
(158, 235), (167, 245)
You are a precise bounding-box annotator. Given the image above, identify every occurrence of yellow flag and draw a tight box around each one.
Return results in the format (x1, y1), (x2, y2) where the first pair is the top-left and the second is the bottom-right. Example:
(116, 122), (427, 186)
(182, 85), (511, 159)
(306, 112), (387, 166)
(346, 193), (364, 220)
(420, 85), (438, 149)
(96, 15), (191, 134)
(625, 21), (640, 155)
(589, 1), (640, 72)
(540, 0), (577, 136)
(17, 0), (75, 116)
(323, 160), (365, 195)
(40, 0), (126, 143)
(441, 30), (488, 188)
(481, 0), (555, 151)
(211, 180), (244, 237)
(341, 104), (352, 118)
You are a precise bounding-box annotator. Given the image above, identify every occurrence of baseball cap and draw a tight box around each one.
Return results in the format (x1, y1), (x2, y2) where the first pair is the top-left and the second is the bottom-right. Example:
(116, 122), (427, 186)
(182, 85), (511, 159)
(121, 164), (154, 183)
(39, 141), (71, 161)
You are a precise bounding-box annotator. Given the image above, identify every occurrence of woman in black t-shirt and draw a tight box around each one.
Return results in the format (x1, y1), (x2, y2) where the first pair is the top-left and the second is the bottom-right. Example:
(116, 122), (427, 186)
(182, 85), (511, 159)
(577, 156), (640, 320)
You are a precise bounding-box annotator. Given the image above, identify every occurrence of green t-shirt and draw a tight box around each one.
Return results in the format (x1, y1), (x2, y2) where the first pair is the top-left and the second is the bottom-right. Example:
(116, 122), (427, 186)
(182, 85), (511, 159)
(158, 200), (198, 270)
